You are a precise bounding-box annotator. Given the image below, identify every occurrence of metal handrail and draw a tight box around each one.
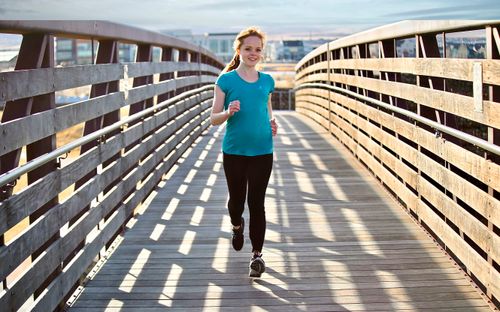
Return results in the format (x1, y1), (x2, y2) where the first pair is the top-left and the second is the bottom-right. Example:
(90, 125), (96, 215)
(296, 82), (500, 157)
(0, 84), (215, 188)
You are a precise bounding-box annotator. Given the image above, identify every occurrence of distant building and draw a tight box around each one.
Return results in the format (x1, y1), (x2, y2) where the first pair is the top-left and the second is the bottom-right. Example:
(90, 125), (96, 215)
(265, 39), (331, 62)
(162, 30), (236, 63)
(161, 29), (197, 44)
(55, 38), (139, 65)
(282, 40), (305, 61)
(205, 33), (237, 63)
(266, 40), (305, 62)
(163, 30), (334, 63)
(302, 39), (331, 55)
(55, 38), (97, 65)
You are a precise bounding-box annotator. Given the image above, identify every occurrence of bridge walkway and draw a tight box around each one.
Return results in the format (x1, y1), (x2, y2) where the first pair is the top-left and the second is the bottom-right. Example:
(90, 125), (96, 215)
(68, 111), (491, 311)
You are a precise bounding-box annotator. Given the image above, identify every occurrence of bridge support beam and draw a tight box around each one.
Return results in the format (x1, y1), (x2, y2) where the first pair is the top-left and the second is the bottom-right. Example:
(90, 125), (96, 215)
(0, 32), (60, 301)
(70, 40), (121, 296)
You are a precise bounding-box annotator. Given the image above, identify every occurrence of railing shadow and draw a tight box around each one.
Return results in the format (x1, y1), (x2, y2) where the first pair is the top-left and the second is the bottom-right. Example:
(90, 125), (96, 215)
(68, 111), (488, 311)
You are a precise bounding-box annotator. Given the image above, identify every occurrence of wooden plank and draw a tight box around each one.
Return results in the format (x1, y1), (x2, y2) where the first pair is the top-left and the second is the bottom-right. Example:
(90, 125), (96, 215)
(0, 21), (221, 61)
(126, 62), (221, 78)
(328, 58), (500, 86)
(418, 176), (500, 264)
(0, 92), (124, 156)
(297, 73), (499, 130)
(295, 60), (328, 81)
(126, 61), (198, 77)
(0, 64), (123, 102)
(125, 75), (215, 106)
(416, 196), (500, 300)
(303, 87), (498, 193)
(66, 112), (491, 312)
(416, 151), (499, 226)
(333, 74), (500, 129)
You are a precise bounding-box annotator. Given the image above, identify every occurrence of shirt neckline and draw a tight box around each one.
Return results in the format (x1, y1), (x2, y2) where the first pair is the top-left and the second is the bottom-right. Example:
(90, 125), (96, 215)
(234, 70), (260, 84)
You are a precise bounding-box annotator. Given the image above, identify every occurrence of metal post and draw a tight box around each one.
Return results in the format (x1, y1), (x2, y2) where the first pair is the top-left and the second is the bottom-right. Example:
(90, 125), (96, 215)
(288, 89), (292, 110)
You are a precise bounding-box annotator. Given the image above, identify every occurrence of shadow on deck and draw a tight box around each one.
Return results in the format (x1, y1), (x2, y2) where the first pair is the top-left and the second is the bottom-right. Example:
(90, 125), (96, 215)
(68, 112), (491, 312)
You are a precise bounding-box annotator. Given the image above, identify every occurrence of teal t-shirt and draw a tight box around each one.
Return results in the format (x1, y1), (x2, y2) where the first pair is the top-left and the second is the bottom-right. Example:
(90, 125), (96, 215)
(216, 70), (275, 156)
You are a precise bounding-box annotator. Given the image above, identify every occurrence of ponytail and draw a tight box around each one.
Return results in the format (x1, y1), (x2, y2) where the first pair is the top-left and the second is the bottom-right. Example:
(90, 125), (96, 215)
(223, 52), (240, 73)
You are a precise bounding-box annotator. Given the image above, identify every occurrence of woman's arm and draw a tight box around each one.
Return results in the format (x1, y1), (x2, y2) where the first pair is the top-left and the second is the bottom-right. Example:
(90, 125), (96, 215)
(210, 85), (229, 126)
(268, 94), (278, 136)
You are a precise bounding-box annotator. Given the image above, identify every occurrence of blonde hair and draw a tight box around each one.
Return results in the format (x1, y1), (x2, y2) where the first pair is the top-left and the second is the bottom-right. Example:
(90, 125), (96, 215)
(223, 26), (266, 73)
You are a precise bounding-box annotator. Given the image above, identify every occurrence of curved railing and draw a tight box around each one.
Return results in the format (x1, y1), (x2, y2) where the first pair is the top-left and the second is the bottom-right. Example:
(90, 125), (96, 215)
(295, 20), (500, 304)
(0, 21), (224, 311)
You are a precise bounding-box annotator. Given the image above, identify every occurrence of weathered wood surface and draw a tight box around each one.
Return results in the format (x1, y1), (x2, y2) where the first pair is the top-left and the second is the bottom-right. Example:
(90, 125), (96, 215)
(285, 20), (500, 308)
(69, 112), (492, 311)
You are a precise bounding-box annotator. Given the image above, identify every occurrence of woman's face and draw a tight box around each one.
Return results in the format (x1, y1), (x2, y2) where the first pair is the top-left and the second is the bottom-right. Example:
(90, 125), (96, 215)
(238, 36), (263, 67)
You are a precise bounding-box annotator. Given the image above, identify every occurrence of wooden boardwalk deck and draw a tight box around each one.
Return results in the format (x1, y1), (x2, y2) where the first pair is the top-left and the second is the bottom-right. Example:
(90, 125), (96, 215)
(68, 112), (492, 311)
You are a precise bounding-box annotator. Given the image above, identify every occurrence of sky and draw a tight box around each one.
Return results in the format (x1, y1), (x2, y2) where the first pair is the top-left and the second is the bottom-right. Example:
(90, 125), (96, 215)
(0, 0), (499, 39)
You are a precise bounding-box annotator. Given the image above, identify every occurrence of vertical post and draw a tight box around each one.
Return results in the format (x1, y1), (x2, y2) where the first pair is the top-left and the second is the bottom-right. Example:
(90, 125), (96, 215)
(129, 44), (153, 119)
(1, 34), (54, 199)
(418, 34), (446, 126)
(158, 46), (174, 104)
(71, 39), (120, 268)
(473, 62), (483, 113)
(195, 48), (203, 129)
(79, 40), (120, 157)
(178, 49), (189, 95)
(277, 90), (283, 109)
(0, 33), (59, 216)
(0, 32), (60, 297)
(414, 34), (423, 222)
(197, 46), (202, 88)
(288, 89), (292, 110)
(76, 40), (120, 194)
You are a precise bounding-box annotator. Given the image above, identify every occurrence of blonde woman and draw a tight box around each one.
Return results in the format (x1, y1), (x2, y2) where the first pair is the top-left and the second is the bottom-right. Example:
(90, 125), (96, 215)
(210, 27), (277, 277)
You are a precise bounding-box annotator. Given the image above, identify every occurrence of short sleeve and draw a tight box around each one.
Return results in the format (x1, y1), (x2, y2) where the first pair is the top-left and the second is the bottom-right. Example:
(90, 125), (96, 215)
(215, 73), (228, 94)
(269, 75), (275, 93)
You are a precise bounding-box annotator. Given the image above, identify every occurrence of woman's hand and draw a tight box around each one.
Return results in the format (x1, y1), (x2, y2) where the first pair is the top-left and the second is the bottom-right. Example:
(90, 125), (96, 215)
(227, 100), (240, 116)
(270, 118), (278, 136)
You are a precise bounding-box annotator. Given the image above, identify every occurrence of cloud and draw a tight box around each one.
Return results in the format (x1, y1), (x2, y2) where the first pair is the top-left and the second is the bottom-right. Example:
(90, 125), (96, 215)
(0, 0), (498, 37)
(382, 1), (500, 19)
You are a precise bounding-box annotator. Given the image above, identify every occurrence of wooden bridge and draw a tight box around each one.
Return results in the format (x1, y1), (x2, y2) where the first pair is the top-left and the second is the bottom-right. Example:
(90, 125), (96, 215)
(0, 20), (499, 311)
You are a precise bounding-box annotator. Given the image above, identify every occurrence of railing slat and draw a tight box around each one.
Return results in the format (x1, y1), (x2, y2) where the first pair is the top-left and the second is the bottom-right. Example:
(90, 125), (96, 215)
(0, 64), (123, 102)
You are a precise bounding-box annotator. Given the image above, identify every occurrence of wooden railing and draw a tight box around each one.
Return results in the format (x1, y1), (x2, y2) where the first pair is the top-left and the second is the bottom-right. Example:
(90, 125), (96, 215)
(295, 20), (500, 306)
(0, 21), (223, 311)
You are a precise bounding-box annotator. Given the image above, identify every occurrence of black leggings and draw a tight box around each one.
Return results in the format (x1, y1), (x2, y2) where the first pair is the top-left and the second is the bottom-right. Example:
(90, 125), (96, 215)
(223, 153), (273, 253)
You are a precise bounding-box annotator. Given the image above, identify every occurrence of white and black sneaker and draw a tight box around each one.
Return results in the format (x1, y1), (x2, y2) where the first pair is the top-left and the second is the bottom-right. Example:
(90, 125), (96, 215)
(249, 254), (266, 278)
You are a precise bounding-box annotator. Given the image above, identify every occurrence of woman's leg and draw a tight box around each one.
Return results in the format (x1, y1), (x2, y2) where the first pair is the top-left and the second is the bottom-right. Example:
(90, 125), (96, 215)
(223, 153), (248, 227)
(246, 153), (273, 253)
